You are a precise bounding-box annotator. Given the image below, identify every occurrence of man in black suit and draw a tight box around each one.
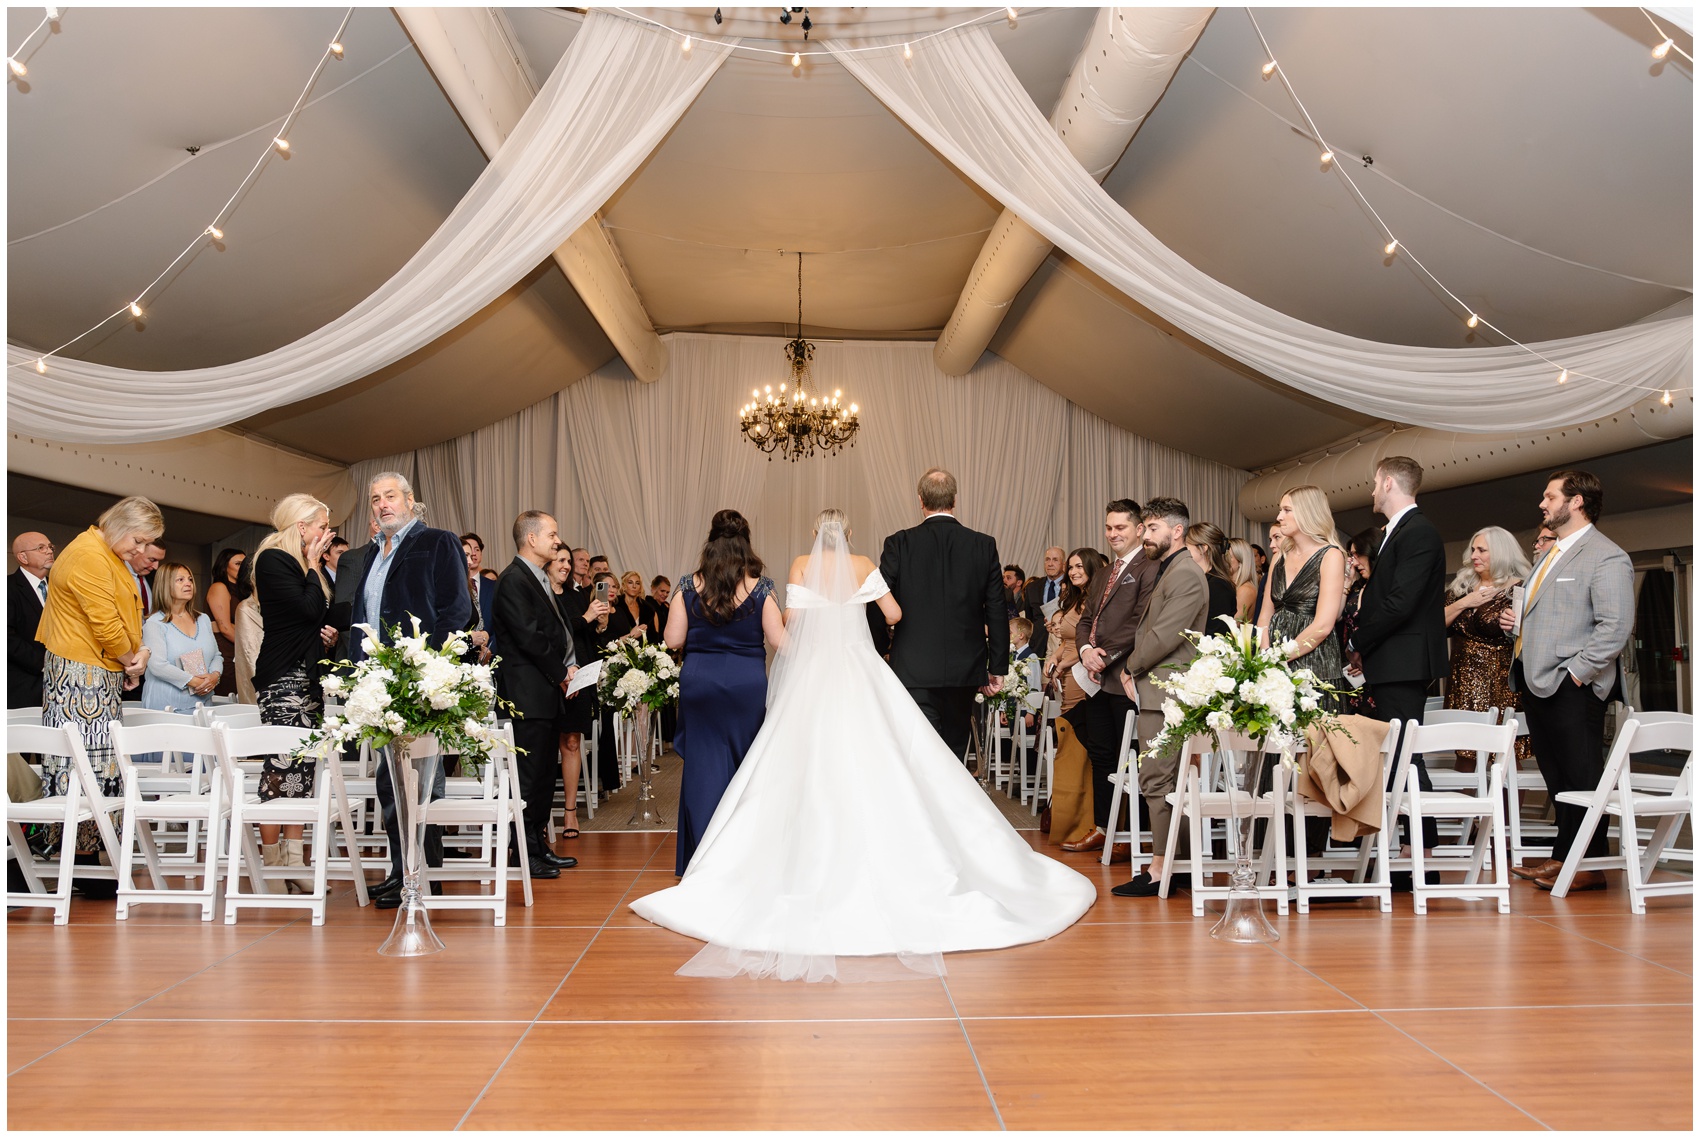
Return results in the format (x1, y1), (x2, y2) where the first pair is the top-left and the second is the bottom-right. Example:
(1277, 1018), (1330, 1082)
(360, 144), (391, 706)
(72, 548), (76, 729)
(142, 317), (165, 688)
(8, 532), (54, 708)
(119, 541), (166, 703)
(492, 510), (590, 879)
(1349, 455), (1447, 853)
(880, 468), (1008, 763)
(330, 518), (374, 661)
(349, 472), (476, 904)
(1022, 546), (1066, 661)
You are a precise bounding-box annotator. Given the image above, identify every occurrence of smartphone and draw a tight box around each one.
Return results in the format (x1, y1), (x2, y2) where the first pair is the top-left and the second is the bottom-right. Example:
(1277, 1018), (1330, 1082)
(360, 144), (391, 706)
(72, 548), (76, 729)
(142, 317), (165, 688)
(595, 579), (612, 605)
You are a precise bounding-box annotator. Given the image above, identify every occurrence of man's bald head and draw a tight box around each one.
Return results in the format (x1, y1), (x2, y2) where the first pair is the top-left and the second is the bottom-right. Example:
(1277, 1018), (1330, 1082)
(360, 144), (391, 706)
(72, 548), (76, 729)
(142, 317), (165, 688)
(11, 532), (54, 574)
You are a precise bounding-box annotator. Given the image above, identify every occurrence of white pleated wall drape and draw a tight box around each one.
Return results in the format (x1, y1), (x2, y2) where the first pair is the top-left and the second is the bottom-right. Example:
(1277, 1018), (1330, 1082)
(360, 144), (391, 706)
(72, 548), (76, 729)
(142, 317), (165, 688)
(6, 13), (736, 444)
(826, 29), (1693, 432)
(339, 334), (1256, 584)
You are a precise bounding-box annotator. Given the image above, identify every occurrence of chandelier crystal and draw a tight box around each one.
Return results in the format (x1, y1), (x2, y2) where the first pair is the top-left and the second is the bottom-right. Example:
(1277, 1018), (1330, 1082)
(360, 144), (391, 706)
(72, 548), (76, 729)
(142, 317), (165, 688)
(739, 253), (860, 462)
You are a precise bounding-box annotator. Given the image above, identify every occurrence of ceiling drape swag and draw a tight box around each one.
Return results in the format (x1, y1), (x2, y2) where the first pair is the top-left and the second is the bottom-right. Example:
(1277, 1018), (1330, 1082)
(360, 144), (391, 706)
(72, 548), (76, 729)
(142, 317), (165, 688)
(338, 333), (1257, 587)
(826, 29), (1693, 433)
(5, 13), (737, 444)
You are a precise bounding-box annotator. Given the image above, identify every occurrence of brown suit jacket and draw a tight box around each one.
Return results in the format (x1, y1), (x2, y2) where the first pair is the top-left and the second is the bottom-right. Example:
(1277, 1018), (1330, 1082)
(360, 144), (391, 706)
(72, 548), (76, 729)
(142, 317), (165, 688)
(1124, 550), (1209, 710)
(1077, 549), (1161, 682)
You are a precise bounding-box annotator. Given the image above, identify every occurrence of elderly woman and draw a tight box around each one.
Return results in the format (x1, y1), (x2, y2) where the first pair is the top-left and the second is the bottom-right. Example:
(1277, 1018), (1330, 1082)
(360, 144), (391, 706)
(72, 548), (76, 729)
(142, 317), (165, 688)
(251, 493), (338, 885)
(36, 495), (164, 865)
(141, 562), (223, 714)
(1444, 525), (1533, 772)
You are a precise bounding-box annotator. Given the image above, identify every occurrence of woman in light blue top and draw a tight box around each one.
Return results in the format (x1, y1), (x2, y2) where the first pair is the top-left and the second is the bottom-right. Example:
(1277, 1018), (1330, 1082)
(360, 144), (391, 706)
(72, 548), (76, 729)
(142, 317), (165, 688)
(141, 562), (224, 714)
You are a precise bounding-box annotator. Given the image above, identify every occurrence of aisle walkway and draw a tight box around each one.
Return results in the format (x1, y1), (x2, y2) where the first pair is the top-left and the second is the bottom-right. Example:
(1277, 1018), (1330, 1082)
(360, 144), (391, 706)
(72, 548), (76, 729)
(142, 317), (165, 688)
(7, 832), (1692, 1130)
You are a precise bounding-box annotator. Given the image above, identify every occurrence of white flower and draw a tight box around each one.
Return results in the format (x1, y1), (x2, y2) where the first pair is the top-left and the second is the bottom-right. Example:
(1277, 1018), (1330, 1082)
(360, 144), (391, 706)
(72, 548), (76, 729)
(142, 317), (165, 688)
(1214, 675), (1237, 694)
(409, 614), (424, 638)
(1162, 700), (1183, 726)
(1299, 695), (1319, 712)
(320, 673), (346, 697)
(1206, 709), (1232, 732)
(384, 710), (406, 733)
(975, 693), (986, 704)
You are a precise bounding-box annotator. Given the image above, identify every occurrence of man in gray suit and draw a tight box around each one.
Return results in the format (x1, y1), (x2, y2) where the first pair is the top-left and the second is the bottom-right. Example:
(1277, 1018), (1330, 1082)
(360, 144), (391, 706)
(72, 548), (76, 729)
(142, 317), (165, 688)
(1499, 469), (1633, 892)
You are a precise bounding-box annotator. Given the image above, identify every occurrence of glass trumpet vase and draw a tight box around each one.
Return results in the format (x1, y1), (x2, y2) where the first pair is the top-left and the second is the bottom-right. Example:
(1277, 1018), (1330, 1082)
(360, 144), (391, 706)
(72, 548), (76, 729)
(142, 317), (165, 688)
(625, 703), (666, 828)
(378, 735), (447, 957)
(1212, 743), (1280, 944)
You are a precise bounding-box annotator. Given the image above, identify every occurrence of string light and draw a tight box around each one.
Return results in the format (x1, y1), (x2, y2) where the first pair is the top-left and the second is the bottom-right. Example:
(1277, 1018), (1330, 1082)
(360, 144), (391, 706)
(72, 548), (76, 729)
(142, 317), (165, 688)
(1557, 369), (1568, 384)
(1465, 312), (1479, 329)
(1261, 59), (1276, 76)
(791, 50), (801, 67)
(6, 5), (55, 82)
(904, 42), (913, 60)
(1007, 7), (1019, 24)
(1319, 149), (1333, 167)
(7, 57), (25, 77)
(1383, 238), (1398, 256)
(681, 35), (691, 54)
(607, 6), (1024, 64)
(44, 7), (58, 19)
(1639, 9), (1694, 63)
(1652, 37), (1673, 59)
(9, 8), (357, 376)
(1662, 390), (1674, 405)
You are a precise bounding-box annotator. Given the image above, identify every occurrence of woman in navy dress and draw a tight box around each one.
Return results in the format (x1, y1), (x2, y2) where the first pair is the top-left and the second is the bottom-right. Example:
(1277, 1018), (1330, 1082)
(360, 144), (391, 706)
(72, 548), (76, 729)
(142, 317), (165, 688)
(665, 510), (784, 876)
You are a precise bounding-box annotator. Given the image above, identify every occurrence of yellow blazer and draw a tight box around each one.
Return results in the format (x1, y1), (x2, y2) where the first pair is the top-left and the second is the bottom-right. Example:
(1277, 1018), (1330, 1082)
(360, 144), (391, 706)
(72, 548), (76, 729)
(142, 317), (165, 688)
(36, 527), (142, 672)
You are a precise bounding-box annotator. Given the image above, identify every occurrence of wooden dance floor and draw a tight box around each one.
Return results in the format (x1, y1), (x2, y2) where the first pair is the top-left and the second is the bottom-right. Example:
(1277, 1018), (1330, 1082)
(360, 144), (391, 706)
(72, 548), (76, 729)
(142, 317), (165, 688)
(7, 831), (1692, 1131)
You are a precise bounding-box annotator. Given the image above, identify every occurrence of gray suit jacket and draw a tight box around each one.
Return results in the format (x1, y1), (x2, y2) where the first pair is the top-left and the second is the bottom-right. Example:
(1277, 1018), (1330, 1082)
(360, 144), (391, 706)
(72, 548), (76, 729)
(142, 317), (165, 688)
(1124, 551), (1210, 712)
(1511, 525), (1634, 699)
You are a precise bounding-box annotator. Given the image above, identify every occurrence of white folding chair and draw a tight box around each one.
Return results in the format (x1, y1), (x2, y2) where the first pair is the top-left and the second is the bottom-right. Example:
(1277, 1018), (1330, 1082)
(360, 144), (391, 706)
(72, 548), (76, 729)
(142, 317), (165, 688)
(1100, 710), (1150, 871)
(109, 722), (227, 921)
(422, 724), (532, 923)
(1546, 715), (1694, 912)
(1028, 695), (1060, 815)
(7, 707), (43, 726)
(1391, 719), (1516, 915)
(214, 724), (341, 925)
(1497, 706), (1554, 866)
(1160, 731), (1289, 915)
(1291, 725), (1398, 913)
(5, 723), (123, 924)
(196, 703), (263, 728)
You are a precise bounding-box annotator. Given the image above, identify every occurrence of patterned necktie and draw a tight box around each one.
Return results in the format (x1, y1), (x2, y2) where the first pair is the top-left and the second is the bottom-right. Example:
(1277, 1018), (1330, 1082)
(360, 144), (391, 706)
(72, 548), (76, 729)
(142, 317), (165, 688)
(1088, 558), (1128, 647)
(1513, 551), (1559, 659)
(36, 579), (46, 604)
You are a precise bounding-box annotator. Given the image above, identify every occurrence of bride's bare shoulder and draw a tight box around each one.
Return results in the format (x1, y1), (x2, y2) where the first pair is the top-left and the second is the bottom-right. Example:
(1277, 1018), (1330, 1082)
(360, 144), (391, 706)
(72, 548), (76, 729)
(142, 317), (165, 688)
(788, 555), (811, 585)
(852, 554), (879, 586)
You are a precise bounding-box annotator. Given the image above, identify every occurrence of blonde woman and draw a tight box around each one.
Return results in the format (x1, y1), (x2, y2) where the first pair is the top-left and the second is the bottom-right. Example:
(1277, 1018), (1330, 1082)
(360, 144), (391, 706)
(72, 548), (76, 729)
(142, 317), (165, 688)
(37, 496), (164, 863)
(1259, 485), (1346, 694)
(1443, 525), (1533, 771)
(1226, 537), (1260, 621)
(251, 493), (337, 882)
(140, 562), (223, 714)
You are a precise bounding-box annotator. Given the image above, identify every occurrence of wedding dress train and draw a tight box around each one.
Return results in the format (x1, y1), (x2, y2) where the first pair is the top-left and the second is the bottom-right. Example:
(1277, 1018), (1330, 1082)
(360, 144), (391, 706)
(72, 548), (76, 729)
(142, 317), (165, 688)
(630, 523), (1095, 981)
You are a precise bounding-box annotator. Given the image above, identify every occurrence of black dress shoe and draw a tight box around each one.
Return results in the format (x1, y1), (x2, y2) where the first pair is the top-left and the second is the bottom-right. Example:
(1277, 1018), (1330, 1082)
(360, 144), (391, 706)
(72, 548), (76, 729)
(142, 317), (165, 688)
(527, 858), (561, 879)
(375, 891), (401, 910)
(1390, 870), (1440, 893)
(1111, 872), (1160, 898)
(369, 874), (403, 897)
(538, 849), (577, 869)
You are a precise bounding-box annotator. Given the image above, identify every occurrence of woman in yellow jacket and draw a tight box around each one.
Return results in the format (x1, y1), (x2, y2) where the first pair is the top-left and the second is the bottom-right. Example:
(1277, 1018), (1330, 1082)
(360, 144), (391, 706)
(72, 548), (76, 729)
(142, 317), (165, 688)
(36, 496), (164, 858)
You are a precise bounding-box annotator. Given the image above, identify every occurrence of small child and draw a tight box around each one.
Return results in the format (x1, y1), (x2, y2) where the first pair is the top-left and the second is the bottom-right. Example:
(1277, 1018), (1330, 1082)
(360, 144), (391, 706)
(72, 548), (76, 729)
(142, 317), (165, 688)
(1010, 617), (1035, 663)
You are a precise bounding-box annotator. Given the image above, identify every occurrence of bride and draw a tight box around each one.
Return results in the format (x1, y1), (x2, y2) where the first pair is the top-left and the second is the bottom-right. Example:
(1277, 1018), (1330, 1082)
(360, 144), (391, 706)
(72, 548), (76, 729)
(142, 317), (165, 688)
(631, 509), (1096, 981)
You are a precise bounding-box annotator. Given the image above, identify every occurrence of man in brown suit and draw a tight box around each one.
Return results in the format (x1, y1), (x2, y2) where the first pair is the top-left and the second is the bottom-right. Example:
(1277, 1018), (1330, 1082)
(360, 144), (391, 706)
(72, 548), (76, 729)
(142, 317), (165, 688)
(1110, 497), (1209, 898)
(1060, 499), (1161, 856)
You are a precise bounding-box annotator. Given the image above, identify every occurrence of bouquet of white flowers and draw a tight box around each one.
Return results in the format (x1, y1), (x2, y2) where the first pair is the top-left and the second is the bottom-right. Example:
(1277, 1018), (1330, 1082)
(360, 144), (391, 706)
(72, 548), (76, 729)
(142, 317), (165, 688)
(296, 617), (510, 768)
(975, 652), (1044, 720)
(596, 637), (681, 716)
(1143, 616), (1344, 761)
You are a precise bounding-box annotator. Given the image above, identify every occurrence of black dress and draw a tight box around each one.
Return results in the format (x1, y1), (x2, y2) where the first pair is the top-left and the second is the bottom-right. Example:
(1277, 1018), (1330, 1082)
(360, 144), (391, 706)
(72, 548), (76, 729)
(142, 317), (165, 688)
(1204, 573), (1237, 635)
(252, 549), (329, 800)
(1269, 547), (1345, 693)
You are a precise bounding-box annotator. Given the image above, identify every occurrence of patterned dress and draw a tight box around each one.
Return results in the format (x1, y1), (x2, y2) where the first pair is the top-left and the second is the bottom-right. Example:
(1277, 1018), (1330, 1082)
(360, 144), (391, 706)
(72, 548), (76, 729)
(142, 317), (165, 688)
(1446, 588), (1533, 769)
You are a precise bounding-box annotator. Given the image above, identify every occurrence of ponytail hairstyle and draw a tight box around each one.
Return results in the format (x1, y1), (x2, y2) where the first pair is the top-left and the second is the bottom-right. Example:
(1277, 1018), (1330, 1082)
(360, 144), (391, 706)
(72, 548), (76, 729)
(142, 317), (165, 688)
(694, 509), (764, 626)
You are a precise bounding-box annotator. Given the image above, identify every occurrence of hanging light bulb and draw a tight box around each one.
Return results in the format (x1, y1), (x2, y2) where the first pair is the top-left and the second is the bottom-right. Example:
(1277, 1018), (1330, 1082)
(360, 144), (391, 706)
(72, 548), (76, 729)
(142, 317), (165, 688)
(681, 35), (692, 53)
(1006, 7), (1018, 23)
(34, 357), (46, 373)
(1653, 38), (1674, 60)
(329, 41), (344, 58)
(1662, 389), (1674, 406)
(1261, 59), (1277, 76)
(791, 50), (802, 67)
(273, 136), (290, 153)
(1556, 368), (1568, 385)
(44, 7), (59, 19)
(129, 301), (144, 318)
(904, 42), (913, 60)
(1383, 238), (1398, 256)
(714, 7), (723, 24)
(1466, 312), (1479, 329)
(1319, 150), (1334, 167)
(205, 224), (224, 240)
(7, 57), (26, 78)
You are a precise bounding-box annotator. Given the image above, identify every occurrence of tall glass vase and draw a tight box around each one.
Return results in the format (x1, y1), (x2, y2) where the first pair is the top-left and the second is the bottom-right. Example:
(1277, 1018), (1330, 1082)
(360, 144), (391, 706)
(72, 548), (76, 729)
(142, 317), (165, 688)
(1212, 742), (1280, 944)
(378, 735), (446, 957)
(625, 703), (666, 828)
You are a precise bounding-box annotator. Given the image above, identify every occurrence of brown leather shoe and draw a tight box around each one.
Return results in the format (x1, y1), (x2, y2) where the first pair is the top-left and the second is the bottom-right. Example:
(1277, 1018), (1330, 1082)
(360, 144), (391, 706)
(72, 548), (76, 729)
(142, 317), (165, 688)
(1510, 859), (1563, 881)
(1536, 869), (1607, 892)
(1107, 843), (1131, 864)
(1062, 831), (1106, 853)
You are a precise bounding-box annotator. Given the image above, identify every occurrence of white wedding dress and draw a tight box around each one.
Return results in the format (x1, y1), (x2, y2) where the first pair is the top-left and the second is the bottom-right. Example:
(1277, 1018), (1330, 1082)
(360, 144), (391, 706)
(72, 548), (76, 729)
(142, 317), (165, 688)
(630, 522), (1095, 981)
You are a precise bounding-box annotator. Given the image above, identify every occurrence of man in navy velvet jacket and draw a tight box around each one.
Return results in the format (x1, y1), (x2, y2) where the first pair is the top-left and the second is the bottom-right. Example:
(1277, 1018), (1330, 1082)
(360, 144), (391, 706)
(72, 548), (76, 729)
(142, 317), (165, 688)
(350, 471), (473, 907)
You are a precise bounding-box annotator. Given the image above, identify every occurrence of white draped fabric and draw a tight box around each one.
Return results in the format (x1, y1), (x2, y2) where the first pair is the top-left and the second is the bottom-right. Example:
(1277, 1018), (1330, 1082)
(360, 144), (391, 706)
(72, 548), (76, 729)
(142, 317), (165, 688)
(345, 333), (1255, 582)
(826, 28), (1693, 433)
(6, 13), (736, 443)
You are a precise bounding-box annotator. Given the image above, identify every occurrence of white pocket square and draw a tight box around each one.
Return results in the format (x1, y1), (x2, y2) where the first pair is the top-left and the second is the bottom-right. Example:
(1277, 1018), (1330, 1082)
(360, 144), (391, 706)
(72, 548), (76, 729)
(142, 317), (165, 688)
(1556, 577), (1575, 582)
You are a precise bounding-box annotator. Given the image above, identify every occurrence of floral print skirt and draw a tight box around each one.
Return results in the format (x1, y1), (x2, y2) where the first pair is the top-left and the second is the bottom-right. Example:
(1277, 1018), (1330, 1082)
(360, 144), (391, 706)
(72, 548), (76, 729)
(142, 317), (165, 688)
(39, 651), (123, 854)
(256, 664), (322, 801)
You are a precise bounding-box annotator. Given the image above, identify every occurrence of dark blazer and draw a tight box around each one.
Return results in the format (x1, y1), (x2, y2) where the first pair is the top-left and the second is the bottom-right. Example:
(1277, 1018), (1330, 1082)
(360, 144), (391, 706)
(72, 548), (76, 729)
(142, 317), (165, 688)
(1077, 549), (1163, 682)
(553, 590), (599, 665)
(349, 525), (472, 661)
(1021, 575), (1062, 660)
(330, 544), (370, 660)
(490, 558), (571, 720)
(1353, 507), (1448, 685)
(466, 572), (499, 660)
(8, 570), (47, 708)
(252, 549), (331, 691)
(880, 514), (1008, 689)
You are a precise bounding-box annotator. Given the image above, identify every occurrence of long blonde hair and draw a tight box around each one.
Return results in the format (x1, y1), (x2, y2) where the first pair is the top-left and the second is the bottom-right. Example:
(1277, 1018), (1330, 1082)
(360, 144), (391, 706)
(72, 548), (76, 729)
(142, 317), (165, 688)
(1449, 525), (1532, 597)
(98, 496), (164, 546)
(1277, 485), (1340, 555)
(1226, 538), (1258, 587)
(253, 493), (331, 601)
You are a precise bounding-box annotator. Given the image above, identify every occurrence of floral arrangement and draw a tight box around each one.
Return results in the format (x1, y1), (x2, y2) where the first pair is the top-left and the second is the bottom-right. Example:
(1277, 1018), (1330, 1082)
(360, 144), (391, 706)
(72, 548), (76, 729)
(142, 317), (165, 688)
(976, 652), (1044, 719)
(596, 637), (680, 716)
(297, 617), (509, 767)
(1143, 616), (1343, 760)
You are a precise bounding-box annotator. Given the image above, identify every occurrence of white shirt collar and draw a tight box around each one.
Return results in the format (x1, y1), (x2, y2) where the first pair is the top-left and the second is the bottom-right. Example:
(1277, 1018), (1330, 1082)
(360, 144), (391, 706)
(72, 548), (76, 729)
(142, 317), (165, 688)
(18, 568), (45, 592)
(1549, 522), (1593, 560)
(1379, 503), (1418, 547)
(923, 511), (956, 520)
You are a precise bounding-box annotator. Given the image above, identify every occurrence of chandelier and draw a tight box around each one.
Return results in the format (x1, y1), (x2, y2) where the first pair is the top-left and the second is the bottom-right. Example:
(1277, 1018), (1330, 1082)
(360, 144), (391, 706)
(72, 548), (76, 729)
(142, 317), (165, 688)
(739, 253), (860, 462)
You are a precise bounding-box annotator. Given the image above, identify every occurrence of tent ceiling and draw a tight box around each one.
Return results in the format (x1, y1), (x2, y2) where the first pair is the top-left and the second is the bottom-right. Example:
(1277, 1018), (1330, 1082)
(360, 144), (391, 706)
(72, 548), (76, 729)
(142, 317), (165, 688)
(5, 7), (1691, 477)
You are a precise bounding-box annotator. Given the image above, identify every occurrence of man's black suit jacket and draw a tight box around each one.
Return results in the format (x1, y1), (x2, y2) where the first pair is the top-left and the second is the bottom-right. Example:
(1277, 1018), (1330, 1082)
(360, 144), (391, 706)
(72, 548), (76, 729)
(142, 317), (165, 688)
(349, 525), (471, 661)
(490, 558), (572, 721)
(880, 514), (1008, 689)
(1021, 575), (1061, 660)
(1353, 507), (1448, 685)
(8, 570), (46, 708)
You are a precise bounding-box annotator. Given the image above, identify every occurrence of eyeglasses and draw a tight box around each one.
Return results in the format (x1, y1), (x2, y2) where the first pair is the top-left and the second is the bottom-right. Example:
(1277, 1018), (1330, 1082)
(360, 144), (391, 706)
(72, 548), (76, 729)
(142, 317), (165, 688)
(17, 543), (53, 554)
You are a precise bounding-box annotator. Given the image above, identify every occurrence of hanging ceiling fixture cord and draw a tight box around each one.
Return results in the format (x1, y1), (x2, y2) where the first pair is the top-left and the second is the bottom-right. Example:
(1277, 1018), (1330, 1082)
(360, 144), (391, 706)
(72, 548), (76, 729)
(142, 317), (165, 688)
(1245, 8), (1682, 398)
(797, 251), (804, 339)
(12, 7), (356, 375)
(7, 8), (56, 75)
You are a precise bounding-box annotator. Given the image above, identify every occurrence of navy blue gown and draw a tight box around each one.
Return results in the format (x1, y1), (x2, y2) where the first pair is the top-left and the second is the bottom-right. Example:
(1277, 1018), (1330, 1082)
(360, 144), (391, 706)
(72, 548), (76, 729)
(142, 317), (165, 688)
(674, 574), (772, 875)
